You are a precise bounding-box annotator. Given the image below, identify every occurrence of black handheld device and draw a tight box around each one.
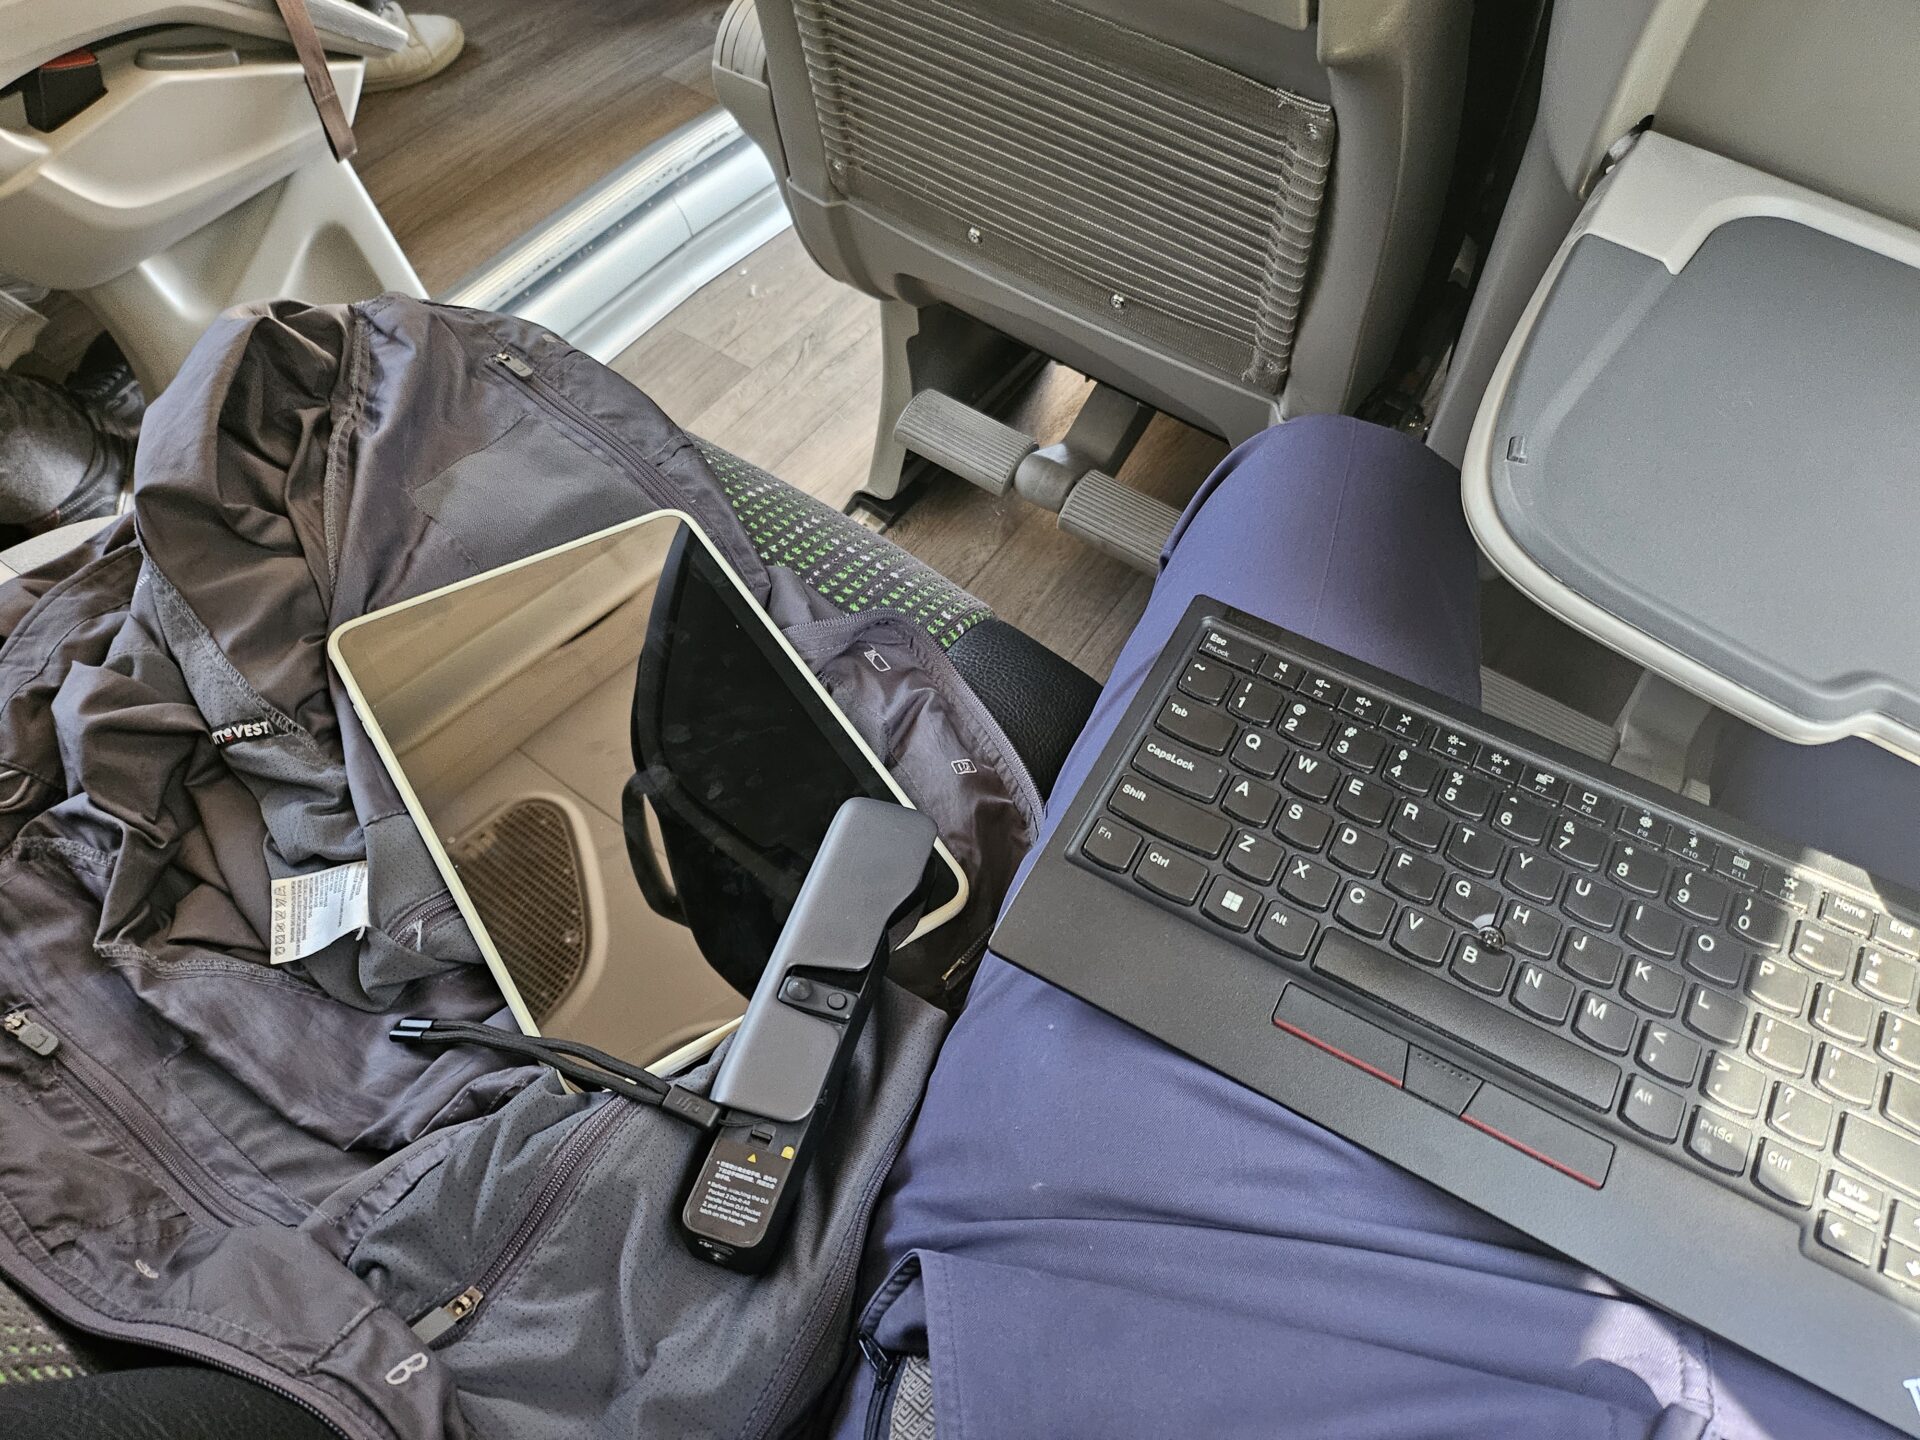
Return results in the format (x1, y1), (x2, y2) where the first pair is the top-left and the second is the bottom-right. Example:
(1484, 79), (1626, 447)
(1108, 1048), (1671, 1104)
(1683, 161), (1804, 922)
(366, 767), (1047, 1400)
(679, 797), (935, 1273)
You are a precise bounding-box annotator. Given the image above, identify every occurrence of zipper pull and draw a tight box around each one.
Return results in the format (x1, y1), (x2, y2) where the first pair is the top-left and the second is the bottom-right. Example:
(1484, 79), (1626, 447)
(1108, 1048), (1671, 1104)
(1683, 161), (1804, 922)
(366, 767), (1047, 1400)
(492, 350), (534, 379)
(411, 1284), (483, 1343)
(2, 1008), (60, 1056)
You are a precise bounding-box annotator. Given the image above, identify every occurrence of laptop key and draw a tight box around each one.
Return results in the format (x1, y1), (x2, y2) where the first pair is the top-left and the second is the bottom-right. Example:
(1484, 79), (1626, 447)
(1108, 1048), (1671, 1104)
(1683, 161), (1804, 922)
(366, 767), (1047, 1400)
(1282, 752), (1338, 802)
(1281, 856), (1339, 911)
(1451, 936), (1514, 995)
(1493, 793), (1552, 845)
(1155, 695), (1235, 754)
(1387, 796), (1449, 851)
(1564, 875), (1625, 932)
(1809, 983), (1871, 1044)
(1685, 1108), (1752, 1174)
(1670, 869), (1731, 925)
(1610, 843), (1667, 897)
(1875, 912), (1920, 954)
(1504, 850), (1564, 903)
(1703, 1052), (1767, 1117)
(1441, 875), (1501, 931)
(1255, 902), (1317, 960)
(1621, 1078), (1686, 1142)
(1223, 776), (1280, 827)
(1753, 1141), (1818, 1208)
(1623, 902), (1684, 959)
(1638, 1023), (1702, 1086)
(1135, 844), (1207, 904)
(1391, 910), (1451, 966)
(1886, 1072), (1920, 1136)
(1201, 875), (1260, 932)
(1444, 823), (1502, 877)
(1768, 1082), (1833, 1149)
(1384, 849), (1444, 905)
(1791, 921), (1854, 976)
(1882, 1240), (1920, 1291)
(1081, 817), (1142, 872)
(1749, 1015), (1813, 1076)
(1731, 894), (1794, 951)
(1231, 728), (1284, 778)
(1178, 658), (1233, 704)
(1132, 737), (1226, 802)
(1312, 931), (1622, 1109)
(1574, 992), (1635, 1055)
(1198, 628), (1263, 672)
(1745, 958), (1809, 1015)
(1276, 699), (1336, 748)
(1623, 958), (1684, 1016)
(1680, 929), (1746, 988)
(1335, 775), (1393, 827)
(1836, 1115), (1920, 1194)
(1229, 678), (1285, 726)
(1817, 1211), (1877, 1266)
(1110, 776), (1230, 857)
(1225, 830), (1283, 886)
(1335, 880), (1394, 938)
(1684, 986), (1747, 1046)
(1858, 946), (1918, 1007)
(1562, 931), (1624, 987)
(1550, 816), (1608, 871)
(1814, 1043), (1878, 1107)
(1275, 800), (1333, 852)
(1330, 823), (1387, 878)
(1501, 900), (1560, 960)
(1512, 963), (1575, 1025)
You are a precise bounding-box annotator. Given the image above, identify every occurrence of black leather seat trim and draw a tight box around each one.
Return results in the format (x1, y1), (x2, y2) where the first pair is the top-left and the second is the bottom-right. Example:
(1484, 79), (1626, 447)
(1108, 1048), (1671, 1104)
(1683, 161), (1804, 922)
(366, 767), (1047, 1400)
(946, 618), (1102, 800)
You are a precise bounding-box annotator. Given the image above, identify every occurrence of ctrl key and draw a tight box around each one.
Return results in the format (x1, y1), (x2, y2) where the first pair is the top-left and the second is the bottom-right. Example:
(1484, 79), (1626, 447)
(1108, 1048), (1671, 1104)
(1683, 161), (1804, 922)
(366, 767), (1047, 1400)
(1135, 842), (1207, 904)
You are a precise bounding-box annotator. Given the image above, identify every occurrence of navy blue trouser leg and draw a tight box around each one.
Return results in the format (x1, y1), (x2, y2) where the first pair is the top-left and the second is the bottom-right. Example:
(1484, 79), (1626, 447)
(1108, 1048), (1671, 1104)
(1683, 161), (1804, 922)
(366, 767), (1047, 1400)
(832, 417), (1893, 1440)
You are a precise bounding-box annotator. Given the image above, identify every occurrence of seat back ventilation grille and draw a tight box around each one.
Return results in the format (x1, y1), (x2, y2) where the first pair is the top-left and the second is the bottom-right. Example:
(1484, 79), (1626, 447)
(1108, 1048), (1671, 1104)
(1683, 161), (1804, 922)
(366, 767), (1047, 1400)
(451, 798), (591, 1023)
(793, 0), (1333, 391)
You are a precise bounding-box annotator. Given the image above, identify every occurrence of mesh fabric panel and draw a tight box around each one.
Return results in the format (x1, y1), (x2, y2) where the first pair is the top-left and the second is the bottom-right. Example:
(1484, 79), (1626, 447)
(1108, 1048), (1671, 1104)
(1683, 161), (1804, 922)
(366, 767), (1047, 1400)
(698, 441), (991, 649)
(0, 1276), (106, 1385)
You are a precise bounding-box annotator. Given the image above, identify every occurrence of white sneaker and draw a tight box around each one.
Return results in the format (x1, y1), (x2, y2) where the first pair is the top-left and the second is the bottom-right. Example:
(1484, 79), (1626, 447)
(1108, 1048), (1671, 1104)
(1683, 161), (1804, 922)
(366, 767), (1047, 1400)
(363, 3), (464, 93)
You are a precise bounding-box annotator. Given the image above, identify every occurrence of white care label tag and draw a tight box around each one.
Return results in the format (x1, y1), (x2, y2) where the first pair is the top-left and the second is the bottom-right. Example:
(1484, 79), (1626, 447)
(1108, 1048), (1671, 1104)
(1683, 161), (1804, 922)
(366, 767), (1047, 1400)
(270, 862), (370, 965)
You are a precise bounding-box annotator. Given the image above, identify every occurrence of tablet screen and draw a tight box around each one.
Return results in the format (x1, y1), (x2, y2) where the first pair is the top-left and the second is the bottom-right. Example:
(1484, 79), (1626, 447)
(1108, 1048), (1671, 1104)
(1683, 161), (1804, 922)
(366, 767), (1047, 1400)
(331, 514), (964, 1069)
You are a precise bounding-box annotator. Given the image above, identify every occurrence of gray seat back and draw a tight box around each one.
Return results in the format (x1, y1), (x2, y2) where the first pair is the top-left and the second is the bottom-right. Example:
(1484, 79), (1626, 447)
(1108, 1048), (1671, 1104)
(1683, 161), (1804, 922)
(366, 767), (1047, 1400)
(725, 0), (1469, 450)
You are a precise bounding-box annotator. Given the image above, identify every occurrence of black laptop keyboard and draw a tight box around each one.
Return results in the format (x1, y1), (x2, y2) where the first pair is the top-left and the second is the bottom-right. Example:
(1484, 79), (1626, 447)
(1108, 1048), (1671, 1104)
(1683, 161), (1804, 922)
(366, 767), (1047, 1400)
(1073, 621), (1920, 1303)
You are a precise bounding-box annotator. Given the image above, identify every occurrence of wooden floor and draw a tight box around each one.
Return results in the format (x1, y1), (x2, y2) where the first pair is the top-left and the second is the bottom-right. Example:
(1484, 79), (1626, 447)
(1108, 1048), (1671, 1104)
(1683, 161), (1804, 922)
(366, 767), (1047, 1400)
(616, 230), (1227, 680)
(354, 0), (724, 294)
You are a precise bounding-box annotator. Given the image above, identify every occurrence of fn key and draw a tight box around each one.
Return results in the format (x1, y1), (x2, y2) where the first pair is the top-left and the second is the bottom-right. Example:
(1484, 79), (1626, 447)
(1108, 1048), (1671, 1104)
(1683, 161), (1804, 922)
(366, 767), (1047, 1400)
(1082, 817), (1142, 872)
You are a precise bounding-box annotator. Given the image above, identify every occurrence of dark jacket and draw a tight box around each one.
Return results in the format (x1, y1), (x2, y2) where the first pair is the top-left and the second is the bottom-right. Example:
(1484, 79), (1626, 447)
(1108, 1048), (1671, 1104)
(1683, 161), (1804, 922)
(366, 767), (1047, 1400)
(0, 297), (1032, 1436)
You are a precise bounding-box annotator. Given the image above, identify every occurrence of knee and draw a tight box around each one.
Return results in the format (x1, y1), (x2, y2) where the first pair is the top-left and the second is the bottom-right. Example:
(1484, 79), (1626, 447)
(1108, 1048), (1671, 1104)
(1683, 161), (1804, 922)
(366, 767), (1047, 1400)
(1179, 415), (1461, 543)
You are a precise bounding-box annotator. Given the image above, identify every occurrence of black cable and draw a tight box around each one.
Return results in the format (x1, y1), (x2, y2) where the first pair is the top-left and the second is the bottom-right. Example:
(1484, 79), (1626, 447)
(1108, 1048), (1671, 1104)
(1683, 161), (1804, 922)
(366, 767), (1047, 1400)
(389, 1018), (724, 1130)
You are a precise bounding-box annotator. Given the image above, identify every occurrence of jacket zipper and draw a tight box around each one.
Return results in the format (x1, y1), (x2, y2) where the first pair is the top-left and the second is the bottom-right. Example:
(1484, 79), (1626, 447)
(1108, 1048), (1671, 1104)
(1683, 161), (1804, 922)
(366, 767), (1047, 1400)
(489, 349), (679, 511)
(410, 1095), (633, 1344)
(860, 1334), (902, 1440)
(4, 1007), (265, 1229)
(391, 890), (459, 950)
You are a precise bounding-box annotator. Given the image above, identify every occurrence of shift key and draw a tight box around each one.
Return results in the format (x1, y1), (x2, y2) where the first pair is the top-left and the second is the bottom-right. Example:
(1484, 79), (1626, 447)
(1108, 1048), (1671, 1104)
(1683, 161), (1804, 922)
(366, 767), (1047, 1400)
(1836, 1115), (1920, 1194)
(1110, 776), (1230, 857)
(1133, 737), (1228, 801)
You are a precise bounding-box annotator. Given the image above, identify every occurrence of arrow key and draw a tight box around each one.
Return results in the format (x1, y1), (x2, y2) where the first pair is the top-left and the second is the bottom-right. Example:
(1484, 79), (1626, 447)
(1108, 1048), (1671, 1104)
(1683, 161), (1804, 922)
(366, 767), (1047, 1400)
(1815, 1211), (1876, 1266)
(1880, 1237), (1920, 1290)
